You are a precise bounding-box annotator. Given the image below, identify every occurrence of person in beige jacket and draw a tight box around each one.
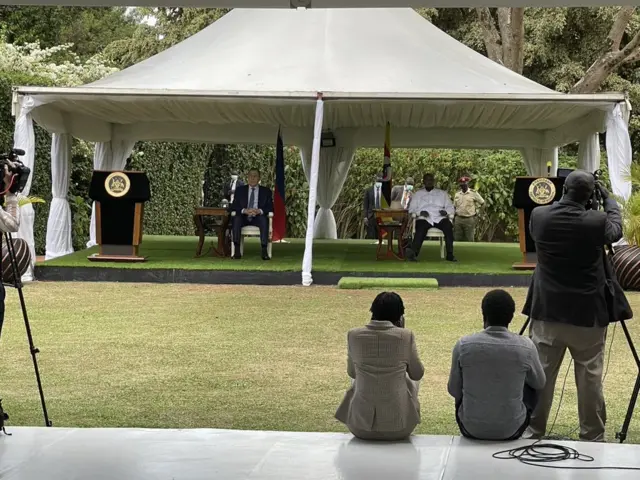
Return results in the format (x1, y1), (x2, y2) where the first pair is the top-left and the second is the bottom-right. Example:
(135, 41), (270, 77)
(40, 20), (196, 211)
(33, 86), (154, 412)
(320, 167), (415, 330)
(335, 292), (424, 440)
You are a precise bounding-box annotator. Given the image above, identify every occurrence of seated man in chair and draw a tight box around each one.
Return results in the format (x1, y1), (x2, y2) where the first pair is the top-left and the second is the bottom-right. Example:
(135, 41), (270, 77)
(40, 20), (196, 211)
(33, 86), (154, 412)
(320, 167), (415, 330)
(405, 173), (456, 262)
(230, 168), (273, 260)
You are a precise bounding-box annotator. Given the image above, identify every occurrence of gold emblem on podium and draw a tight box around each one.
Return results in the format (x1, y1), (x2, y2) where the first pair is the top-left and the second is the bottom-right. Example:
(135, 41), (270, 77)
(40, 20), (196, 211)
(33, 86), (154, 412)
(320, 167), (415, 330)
(105, 172), (131, 198)
(528, 178), (556, 205)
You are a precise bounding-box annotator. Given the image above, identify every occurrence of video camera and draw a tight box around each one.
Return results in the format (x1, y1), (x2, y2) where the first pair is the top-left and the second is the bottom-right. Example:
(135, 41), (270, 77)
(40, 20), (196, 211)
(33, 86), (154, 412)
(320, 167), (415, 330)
(0, 148), (31, 194)
(586, 169), (606, 211)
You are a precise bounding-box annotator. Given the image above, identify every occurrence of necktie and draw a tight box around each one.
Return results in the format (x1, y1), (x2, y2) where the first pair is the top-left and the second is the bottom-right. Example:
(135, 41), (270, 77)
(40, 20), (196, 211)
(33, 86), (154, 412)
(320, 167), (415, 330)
(249, 188), (256, 210)
(375, 188), (380, 209)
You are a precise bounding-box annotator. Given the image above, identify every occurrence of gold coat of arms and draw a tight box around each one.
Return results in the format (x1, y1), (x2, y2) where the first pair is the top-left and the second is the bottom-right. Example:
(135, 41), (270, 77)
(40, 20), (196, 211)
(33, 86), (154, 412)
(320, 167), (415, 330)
(528, 178), (556, 205)
(105, 172), (131, 198)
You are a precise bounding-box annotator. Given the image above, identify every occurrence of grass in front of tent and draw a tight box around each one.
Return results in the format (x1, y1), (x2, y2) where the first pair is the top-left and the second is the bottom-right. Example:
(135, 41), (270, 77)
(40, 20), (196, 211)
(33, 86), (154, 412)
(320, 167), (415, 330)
(1, 283), (638, 443)
(40, 236), (528, 275)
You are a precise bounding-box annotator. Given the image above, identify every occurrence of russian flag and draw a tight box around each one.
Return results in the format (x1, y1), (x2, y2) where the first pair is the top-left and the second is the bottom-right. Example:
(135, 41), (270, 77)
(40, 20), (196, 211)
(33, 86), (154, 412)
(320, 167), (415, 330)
(273, 128), (286, 242)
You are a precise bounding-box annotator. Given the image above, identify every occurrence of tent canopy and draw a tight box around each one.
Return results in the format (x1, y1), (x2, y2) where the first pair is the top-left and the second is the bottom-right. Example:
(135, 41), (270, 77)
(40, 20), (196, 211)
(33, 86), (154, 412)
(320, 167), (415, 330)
(15, 8), (624, 150)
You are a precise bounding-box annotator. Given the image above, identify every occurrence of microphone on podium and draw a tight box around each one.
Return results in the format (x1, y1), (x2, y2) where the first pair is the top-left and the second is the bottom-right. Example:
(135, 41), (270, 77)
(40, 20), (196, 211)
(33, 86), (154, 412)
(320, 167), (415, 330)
(546, 161), (552, 177)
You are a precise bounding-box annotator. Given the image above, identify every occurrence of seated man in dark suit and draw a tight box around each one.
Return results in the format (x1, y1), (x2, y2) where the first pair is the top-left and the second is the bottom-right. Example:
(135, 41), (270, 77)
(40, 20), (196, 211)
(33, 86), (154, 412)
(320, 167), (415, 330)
(230, 168), (273, 260)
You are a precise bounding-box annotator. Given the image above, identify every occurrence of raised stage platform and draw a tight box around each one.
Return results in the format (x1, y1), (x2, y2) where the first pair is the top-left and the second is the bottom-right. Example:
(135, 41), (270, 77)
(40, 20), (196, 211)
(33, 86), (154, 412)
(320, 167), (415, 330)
(36, 236), (532, 287)
(2, 428), (639, 479)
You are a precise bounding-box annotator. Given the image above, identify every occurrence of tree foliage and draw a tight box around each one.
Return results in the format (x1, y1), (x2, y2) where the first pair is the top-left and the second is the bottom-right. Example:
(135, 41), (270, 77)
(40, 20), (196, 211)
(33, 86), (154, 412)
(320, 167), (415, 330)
(0, 6), (137, 59)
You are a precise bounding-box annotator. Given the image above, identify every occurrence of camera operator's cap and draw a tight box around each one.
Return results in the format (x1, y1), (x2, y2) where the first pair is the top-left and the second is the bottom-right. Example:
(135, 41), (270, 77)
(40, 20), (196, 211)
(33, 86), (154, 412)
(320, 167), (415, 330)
(459, 176), (471, 183)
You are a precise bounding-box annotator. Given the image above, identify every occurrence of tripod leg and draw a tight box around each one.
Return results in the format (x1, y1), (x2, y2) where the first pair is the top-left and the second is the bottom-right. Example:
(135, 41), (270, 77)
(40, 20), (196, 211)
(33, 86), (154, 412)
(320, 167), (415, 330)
(617, 373), (640, 443)
(3, 233), (52, 427)
(519, 316), (531, 336)
(615, 320), (640, 443)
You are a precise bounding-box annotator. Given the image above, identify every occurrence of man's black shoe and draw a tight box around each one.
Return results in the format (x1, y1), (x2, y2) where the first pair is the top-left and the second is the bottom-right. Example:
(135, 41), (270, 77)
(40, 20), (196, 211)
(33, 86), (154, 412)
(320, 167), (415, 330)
(262, 248), (270, 260)
(233, 247), (242, 260)
(405, 248), (417, 262)
(446, 255), (457, 262)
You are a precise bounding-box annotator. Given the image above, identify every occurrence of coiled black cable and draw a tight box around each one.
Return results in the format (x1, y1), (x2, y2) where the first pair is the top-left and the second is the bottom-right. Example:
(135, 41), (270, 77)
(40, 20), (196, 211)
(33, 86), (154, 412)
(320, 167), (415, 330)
(492, 440), (640, 470)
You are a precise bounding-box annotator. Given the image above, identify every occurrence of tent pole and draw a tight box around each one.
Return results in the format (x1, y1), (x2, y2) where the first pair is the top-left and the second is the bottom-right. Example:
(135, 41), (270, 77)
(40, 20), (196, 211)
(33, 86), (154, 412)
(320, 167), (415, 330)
(301, 93), (324, 287)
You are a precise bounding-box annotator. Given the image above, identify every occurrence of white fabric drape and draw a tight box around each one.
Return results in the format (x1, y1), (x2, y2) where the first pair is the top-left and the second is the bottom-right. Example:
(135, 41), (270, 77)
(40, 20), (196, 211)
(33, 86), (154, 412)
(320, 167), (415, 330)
(606, 104), (632, 202)
(45, 134), (73, 260)
(577, 134), (601, 173)
(87, 138), (135, 248)
(13, 98), (36, 281)
(300, 134), (356, 239)
(521, 147), (558, 177)
(301, 98), (324, 286)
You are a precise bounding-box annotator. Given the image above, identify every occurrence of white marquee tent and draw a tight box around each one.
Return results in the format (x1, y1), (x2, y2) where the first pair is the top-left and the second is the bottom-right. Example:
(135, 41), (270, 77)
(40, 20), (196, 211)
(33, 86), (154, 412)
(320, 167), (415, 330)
(12, 8), (632, 285)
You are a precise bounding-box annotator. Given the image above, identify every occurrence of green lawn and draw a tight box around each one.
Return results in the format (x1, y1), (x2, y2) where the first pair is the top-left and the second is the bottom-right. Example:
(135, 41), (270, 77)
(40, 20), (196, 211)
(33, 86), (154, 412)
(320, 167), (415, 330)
(41, 235), (528, 274)
(0, 283), (638, 442)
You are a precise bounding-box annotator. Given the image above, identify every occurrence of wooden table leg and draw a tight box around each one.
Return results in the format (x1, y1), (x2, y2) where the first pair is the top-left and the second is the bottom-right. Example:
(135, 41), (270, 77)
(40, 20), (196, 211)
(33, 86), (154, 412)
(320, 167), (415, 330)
(212, 215), (230, 257)
(194, 214), (206, 257)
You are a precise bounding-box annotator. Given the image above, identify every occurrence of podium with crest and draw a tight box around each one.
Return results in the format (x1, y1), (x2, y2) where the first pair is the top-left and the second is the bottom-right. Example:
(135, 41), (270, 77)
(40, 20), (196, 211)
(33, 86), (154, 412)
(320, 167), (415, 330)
(512, 176), (565, 270)
(88, 170), (151, 262)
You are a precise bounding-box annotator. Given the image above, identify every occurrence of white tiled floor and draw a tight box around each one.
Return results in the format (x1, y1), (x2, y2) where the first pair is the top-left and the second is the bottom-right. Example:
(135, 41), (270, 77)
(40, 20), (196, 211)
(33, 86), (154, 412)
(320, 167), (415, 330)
(0, 428), (639, 479)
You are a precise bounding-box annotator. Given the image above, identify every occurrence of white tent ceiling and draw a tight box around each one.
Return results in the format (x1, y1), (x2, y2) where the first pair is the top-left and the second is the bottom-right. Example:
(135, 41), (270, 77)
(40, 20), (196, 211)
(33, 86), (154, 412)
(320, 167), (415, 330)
(16, 8), (623, 150)
(2, 1), (639, 7)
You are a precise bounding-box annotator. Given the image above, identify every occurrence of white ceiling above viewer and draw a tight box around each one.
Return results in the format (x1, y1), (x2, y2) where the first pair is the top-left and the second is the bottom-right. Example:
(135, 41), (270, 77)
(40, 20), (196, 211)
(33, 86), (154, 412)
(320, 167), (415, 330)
(2, 0), (639, 8)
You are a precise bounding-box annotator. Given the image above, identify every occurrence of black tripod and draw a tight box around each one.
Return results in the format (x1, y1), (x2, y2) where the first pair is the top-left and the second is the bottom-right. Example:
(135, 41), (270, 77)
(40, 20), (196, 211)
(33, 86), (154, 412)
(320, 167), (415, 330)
(0, 232), (51, 427)
(519, 313), (639, 443)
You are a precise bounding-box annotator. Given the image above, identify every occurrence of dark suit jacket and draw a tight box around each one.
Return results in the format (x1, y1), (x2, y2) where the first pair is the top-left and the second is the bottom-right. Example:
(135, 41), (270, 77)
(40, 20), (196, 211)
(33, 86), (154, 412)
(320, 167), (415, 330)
(523, 198), (623, 328)
(230, 185), (274, 216)
(363, 186), (380, 220)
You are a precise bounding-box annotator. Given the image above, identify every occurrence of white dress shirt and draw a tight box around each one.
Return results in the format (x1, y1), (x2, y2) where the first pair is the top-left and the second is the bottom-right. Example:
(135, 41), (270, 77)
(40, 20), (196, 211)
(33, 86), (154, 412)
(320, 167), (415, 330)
(374, 186), (381, 208)
(408, 188), (454, 224)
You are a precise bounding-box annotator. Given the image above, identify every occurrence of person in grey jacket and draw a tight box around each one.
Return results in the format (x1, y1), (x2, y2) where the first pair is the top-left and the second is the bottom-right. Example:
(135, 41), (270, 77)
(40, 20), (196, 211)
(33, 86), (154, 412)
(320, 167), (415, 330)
(448, 290), (545, 440)
(0, 161), (21, 337)
(336, 292), (424, 440)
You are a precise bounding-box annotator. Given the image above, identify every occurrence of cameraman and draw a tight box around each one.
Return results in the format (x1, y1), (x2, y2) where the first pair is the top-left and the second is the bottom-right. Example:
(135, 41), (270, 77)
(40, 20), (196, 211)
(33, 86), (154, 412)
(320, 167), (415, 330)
(0, 162), (21, 331)
(523, 170), (622, 442)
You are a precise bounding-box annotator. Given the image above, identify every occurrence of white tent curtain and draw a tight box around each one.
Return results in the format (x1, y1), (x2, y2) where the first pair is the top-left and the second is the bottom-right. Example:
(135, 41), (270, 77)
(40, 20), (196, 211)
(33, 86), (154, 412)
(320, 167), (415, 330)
(45, 133), (73, 260)
(301, 97), (324, 287)
(87, 138), (135, 248)
(300, 133), (356, 239)
(577, 134), (601, 173)
(13, 98), (36, 281)
(521, 147), (558, 177)
(606, 104), (632, 202)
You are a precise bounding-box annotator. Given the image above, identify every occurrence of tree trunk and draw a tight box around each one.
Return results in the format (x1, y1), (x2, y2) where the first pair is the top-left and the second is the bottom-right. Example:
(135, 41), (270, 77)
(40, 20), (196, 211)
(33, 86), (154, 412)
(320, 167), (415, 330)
(498, 7), (525, 74)
(475, 7), (503, 66)
(571, 6), (640, 94)
(475, 7), (525, 74)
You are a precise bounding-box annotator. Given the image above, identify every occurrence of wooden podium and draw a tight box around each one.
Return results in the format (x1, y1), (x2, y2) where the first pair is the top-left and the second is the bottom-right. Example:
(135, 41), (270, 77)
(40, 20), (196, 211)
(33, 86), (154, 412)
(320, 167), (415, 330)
(512, 176), (565, 270)
(88, 170), (151, 262)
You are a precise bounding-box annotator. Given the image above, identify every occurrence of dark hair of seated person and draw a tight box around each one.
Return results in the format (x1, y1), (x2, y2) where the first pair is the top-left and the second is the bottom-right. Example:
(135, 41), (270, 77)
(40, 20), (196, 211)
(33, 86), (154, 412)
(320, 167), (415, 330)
(370, 291), (405, 327)
(481, 289), (516, 328)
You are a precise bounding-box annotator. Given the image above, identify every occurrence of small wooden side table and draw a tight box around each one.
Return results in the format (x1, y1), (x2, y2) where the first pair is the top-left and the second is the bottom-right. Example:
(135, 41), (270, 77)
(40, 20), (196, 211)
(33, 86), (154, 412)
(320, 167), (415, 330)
(194, 207), (230, 257)
(374, 209), (410, 260)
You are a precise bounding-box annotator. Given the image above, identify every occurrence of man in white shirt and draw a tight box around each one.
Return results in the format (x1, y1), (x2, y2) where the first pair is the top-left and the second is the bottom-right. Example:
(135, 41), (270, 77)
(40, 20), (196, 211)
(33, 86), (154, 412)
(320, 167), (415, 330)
(406, 173), (456, 262)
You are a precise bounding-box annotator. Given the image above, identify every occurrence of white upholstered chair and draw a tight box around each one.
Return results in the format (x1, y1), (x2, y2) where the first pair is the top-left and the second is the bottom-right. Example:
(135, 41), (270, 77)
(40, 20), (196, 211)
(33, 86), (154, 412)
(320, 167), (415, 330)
(411, 213), (454, 259)
(230, 212), (274, 258)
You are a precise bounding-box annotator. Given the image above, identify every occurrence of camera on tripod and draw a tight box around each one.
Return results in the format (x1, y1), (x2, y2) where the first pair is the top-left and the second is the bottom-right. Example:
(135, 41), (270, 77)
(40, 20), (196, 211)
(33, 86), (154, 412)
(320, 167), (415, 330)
(0, 148), (31, 194)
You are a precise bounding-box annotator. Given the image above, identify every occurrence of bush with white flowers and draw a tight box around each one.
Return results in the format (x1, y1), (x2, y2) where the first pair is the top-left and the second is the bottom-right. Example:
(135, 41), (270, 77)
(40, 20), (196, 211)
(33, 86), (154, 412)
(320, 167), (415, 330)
(0, 38), (118, 86)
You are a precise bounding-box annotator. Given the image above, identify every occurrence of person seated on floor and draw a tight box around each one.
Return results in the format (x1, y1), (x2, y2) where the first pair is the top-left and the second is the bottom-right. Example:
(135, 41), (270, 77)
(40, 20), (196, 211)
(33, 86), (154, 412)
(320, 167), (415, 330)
(335, 292), (424, 441)
(230, 168), (273, 261)
(447, 290), (546, 441)
(406, 173), (456, 262)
